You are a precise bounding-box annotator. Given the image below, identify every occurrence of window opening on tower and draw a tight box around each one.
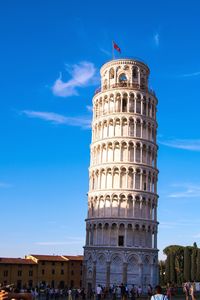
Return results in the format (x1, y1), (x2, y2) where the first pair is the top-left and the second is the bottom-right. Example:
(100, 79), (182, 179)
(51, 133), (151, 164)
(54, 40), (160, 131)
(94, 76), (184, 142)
(119, 73), (128, 86)
(118, 235), (124, 246)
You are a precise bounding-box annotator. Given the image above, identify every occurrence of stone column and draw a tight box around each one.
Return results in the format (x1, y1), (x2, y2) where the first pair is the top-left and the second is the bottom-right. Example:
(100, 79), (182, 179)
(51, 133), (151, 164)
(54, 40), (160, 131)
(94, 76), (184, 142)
(133, 142), (136, 163)
(154, 205), (157, 221)
(140, 146), (143, 163)
(154, 231), (157, 248)
(122, 262), (128, 284)
(92, 262), (96, 290)
(86, 228), (89, 245)
(133, 171), (136, 190)
(127, 95), (130, 113)
(124, 224), (127, 246)
(106, 262), (111, 288)
(139, 263), (143, 286)
(82, 262), (87, 289)
(150, 262), (154, 286)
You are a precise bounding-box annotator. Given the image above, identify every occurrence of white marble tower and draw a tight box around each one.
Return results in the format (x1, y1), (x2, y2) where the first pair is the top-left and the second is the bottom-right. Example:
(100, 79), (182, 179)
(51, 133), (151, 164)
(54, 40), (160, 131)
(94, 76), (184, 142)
(83, 58), (159, 291)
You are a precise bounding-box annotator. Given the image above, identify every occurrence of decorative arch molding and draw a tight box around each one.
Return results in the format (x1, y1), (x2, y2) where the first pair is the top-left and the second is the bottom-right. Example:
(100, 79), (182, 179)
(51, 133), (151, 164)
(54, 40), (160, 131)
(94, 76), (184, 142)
(92, 115), (157, 144)
(93, 90), (157, 121)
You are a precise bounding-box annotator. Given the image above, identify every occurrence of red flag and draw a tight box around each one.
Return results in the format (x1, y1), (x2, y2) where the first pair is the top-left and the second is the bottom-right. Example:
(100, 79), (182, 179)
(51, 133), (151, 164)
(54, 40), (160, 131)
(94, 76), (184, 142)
(113, 41), (121, 53)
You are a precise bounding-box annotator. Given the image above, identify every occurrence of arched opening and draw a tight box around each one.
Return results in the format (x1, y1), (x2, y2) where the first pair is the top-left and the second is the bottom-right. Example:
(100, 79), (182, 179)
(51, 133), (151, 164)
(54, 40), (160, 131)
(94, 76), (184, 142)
(112, 197), (118, 217)
(107, 168), (112, 189)
(120, 168), (126, 189)
(128, 168), (133, 189)
(129, 93), (135, 112)
(110, 223), (117, 246)
(127, 195), (133, 217)
(122, 94), (128, 112)
(109, 68), (114, 79)
(119, 73), (128, 87)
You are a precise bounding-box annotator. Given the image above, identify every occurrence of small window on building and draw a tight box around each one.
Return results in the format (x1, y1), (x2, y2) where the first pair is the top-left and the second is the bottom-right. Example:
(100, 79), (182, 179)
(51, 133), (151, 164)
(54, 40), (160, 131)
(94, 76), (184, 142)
(51, 280), (55, 288)
(17, 280), (22, 289)
(18, 270), (22, 277)
(133, 68), (137, 78)
(52, 262), (55, 266)
(42, 261), (45, 265)
(71, 270), (74, 276)
(118, 235), (124, 246)
(52, 269), (55, 275)
(61, 262), (64, 266)
(42, 269), (45, 275)
(71, 262), (74, 266)
(61, 269), (64, 275)
(70, 280), (74, 288)
(3, 271), (8, 277)
(122, 98), (127, 112)
(28, 280), (33, 288)
(29, 270), (33, 277)
(144, 182), (147, 191)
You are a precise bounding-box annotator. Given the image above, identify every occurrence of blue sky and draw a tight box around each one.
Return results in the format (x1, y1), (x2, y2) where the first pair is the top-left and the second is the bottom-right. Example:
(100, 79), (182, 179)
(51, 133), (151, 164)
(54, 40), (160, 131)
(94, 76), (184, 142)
(1, 0), (200, 260)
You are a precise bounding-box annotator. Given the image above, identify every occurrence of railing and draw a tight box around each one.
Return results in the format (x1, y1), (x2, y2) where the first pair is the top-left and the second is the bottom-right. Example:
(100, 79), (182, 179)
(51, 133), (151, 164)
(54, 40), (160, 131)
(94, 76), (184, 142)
(94, 83), (156, 97)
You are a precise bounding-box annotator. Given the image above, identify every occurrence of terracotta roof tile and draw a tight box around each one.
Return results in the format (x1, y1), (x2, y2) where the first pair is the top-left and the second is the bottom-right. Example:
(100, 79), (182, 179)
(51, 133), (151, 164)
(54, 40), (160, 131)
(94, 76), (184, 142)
(62, 255), (83, 261)
(0, 258), (37, 264)
(29, 254), (66, 261)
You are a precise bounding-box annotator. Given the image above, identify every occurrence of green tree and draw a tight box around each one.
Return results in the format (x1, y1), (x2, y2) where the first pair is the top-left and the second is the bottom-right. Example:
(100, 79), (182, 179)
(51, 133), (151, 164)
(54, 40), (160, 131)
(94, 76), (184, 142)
(165, 252), (170, 283)
(184, 247), (191, 281)
(191, 246), (197, 281)
(196, 249), (200, 281)
(159, 260), (166, 285)
(170, 252), (176, 283)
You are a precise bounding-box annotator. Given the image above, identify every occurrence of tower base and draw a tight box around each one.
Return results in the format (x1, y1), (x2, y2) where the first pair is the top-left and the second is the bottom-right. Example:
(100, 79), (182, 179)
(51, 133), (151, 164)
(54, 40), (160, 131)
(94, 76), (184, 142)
(83, 246), (158, 292)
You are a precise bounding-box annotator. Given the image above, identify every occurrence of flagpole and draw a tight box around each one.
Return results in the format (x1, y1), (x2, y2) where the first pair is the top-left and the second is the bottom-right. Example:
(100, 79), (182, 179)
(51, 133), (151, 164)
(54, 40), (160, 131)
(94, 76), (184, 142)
(112, 41), (114, 60)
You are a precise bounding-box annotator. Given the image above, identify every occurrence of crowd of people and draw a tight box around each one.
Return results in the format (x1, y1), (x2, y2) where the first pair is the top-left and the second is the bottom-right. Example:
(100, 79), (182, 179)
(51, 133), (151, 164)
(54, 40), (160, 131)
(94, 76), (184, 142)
(0, 282), (199, 300)
(183, 282), (197, 300)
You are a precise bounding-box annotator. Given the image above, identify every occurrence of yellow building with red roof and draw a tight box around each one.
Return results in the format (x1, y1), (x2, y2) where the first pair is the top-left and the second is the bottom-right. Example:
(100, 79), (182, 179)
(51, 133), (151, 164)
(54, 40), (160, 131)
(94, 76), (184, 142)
(0, 254), (83, 289)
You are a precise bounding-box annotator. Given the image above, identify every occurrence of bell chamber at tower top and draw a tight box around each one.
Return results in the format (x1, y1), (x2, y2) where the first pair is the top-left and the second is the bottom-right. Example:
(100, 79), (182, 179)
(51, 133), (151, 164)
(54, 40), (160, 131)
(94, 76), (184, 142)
(94, 59), (156, 95)
(93, 59), (157, 123)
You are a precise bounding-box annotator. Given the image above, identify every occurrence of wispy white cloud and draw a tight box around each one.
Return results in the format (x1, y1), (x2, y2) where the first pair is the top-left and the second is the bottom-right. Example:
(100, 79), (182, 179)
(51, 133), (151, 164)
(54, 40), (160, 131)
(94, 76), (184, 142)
(52, 61), (97, 97)
(168, 183), (200, 198)
(179, 71), (200, 78)
(86, 105), (93, 112)
(0, 182), (12, 188)
(154, 33), (159, 47)
(193, 233), (200, 238)
(22, 110), (91, 129)
(100, 48), (112, 57)
(159, 139), (200, 151)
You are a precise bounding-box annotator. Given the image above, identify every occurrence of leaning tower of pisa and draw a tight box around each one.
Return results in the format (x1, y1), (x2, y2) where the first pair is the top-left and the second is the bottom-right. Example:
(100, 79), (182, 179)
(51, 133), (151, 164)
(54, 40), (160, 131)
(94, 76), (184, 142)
(83, 58), (159, 291)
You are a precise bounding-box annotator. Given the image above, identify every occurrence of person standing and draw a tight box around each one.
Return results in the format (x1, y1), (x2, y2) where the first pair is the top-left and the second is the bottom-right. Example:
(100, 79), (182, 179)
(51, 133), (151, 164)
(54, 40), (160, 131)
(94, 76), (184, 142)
(166, 283), (172, 300)
(147, 285), (153, 300)
(183, 283), (190, 300)
(68, 289), (72, 300)
(150, 285), (168, 300)
(137, 286), (142, 298)
(190, 283), (196, 300)
(120, 284), (126, 300)
(96, 285), (102, 300)
(0, 290), (32, 300)
(130, 285), (136, 300)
